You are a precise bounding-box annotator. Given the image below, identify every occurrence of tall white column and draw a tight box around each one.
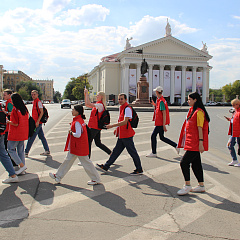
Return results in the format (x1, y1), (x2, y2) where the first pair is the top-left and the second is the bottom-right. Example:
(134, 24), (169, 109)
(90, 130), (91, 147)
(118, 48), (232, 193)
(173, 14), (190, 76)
(96, 68), (100, 92)
(120, 64), (124, 93)
(192, 66), (197, 93)
(160, 65), (164, 88)
(124, 63), (130, 101)
(202, 67), (207, 104)
(181, 66), (187, 104)
(136, 63), (141, 82)
(148, 64), (153, 97)
(170, 65), (176, 104)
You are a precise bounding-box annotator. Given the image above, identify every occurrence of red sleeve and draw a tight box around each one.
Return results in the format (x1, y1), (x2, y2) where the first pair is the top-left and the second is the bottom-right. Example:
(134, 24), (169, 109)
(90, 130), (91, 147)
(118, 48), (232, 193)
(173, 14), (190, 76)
(10, 108), (19, 124)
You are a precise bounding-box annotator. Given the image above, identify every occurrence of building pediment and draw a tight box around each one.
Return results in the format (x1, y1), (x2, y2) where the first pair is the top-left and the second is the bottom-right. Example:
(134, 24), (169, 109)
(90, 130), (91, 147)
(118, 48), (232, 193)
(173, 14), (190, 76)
(121, 36), (212, 60)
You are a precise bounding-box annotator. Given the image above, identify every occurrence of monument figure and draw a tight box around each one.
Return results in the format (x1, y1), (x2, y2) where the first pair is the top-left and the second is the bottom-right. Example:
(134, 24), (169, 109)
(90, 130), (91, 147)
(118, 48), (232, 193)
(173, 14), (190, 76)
(165, 18), (172, 37)
(131, 58), (151, 106)
(125, 37), (133, 50)
(141, 58), (149, 76)
(201, 41), (208, 53)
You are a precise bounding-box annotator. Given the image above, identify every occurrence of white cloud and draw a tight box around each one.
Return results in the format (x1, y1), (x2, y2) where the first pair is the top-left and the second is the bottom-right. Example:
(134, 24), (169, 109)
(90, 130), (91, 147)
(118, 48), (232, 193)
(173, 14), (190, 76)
(42, 0), (71, 14)
(209, 39), (240, 88)
(127, 16), (198, 44)
(57, 4), (110, 26)
(233, 15), (240, 20)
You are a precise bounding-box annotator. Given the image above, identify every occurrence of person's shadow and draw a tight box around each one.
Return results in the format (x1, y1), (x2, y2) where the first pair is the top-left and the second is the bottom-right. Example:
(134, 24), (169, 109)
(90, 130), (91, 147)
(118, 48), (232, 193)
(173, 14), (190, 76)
(0, 173), (56, 228)
(0, 184), (28, 228)
(58, 183), (137, 217)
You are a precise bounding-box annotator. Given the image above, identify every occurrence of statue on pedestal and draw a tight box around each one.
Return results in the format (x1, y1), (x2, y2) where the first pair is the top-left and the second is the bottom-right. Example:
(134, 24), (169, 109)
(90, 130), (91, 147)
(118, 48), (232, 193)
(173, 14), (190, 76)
(141, 58), (149, 77)
(131, 59), (151, 107)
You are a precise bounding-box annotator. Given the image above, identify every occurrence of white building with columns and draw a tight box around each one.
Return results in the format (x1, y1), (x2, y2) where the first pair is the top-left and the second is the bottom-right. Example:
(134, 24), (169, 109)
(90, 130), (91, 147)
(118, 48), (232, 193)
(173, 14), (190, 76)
(88, 23), (212, 104)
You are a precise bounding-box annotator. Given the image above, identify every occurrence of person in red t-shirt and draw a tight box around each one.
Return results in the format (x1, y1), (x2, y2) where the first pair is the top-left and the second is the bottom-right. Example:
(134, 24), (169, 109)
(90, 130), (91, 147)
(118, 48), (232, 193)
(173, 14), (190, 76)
(84, 88), (111, 158)
(177, 92), (210, 196)
(49, 105), (100, 185)
(25, 90), (50, 157)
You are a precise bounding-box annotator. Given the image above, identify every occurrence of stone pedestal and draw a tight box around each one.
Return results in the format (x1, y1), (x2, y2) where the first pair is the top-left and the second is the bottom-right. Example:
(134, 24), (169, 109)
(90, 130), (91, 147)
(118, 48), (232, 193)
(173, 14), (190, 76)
(131, 76), (152, 107)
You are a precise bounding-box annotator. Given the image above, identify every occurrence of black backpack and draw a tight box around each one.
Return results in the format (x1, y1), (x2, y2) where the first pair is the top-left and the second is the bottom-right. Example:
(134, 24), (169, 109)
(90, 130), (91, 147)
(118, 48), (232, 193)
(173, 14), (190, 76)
(95, 107), (110, 129)
(125, 105), (139, 128)
(0, 104), (6, 133)
(36, 101), (49, 123)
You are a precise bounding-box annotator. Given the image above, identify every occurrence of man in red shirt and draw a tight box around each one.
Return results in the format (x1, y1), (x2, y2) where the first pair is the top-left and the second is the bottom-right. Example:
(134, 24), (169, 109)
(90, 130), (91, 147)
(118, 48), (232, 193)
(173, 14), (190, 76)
(96, 93), (143, 175)
(25, 90), (50, 157)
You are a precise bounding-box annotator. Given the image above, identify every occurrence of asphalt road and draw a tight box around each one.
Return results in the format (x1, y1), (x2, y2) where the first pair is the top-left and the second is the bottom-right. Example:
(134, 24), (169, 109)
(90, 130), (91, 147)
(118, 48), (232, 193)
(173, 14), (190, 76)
(0, 105), (239, 240)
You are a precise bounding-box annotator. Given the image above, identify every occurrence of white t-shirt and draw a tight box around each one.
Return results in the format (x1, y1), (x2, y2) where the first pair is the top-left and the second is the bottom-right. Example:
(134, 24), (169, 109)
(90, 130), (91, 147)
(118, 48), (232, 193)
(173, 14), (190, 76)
(72, 121), (83, 138)
(94, 103), (104, 113)
(38, 101), (43, 109)
(124, 107), (132, 119)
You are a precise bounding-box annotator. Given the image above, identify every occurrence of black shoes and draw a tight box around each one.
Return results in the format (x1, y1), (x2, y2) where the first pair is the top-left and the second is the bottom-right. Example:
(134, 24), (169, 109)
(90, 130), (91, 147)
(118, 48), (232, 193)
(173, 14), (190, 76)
(130, 170), (143, 175)
(96, 164), (108, 172)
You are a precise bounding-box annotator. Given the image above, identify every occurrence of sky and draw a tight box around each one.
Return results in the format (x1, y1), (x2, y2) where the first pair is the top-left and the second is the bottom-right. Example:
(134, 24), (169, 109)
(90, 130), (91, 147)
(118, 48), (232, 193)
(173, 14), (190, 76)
(0, 0), (240, 94)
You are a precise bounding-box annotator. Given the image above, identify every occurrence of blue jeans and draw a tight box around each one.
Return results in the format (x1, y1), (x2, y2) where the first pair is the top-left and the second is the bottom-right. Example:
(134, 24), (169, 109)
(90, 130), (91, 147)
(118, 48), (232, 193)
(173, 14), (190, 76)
(228, 136), (240, 161)
(8, 140), (25, 165)
(0, 135), (15, 176)
(151, 126), (177, 154)
(25, 124), (49, 154)
(105, 137), (142, 171)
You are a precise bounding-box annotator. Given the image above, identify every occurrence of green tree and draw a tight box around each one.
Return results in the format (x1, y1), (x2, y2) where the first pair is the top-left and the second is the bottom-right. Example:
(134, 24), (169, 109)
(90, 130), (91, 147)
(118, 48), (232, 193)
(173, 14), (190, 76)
(209, 88), (223, 102)
(16, 81), (42, 100)
(18, 86), (30, 100)
(53, 91), (62, 103)
(63, 73), (91, 100)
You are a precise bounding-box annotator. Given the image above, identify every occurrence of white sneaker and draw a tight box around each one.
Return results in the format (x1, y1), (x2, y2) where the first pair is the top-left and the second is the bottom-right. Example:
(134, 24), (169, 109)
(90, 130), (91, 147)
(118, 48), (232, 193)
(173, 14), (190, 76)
(87, 180), (100, 185)
(15, 165), (27, 175)
(228, 160), (238, 166)
(146, 153), (157, 158)
(175, 147), (180, 155)
(234, 163), (240, 167)
(191, 185), (205, 193)
(18, 170), (26, 175)
(25, 153), (29, 157)
(78, 162), (82, 166)
(2, 176), (19, 183)
(40, 151), (51, 156)
(49, 173), (61, 183)
(177, 185), (192, 195)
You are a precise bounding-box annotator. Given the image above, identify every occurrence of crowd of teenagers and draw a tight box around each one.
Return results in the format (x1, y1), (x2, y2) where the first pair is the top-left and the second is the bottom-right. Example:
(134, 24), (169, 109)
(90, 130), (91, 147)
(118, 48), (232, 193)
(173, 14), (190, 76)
(0, 87), (240, 196)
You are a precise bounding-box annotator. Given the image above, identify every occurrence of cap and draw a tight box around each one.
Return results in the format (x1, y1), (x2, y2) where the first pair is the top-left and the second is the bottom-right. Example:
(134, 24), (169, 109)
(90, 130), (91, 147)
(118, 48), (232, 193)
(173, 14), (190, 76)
(153, 86), (163, 92)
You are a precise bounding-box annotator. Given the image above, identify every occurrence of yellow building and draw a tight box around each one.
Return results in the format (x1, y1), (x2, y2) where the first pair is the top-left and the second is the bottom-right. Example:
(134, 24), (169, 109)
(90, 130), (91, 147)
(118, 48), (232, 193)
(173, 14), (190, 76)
(33, 79), (54, 101)
(3, 70), (32, 92)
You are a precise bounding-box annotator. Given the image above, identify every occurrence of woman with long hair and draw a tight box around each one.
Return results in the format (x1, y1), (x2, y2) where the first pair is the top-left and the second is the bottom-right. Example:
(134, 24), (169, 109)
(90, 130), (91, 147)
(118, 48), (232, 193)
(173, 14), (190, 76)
(84, 88), (111, 158)
(177, 92), (210, 195)
(7, 93), (29, 175)
(49, 105), (101, 185)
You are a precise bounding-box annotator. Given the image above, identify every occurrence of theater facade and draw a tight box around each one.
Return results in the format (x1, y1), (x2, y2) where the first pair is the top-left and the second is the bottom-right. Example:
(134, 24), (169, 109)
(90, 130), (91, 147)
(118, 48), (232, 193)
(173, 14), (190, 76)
(88, 23), (212, 105)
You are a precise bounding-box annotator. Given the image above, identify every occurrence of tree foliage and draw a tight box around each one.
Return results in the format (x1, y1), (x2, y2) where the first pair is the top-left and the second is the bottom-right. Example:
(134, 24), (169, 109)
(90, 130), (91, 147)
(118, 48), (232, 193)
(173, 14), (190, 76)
(222, 80), (240, 101)
(63, 73), (92, 100)
(209, 88), (223, 102)
(16, 81), (42, 100)
(53, 91), (62, 103)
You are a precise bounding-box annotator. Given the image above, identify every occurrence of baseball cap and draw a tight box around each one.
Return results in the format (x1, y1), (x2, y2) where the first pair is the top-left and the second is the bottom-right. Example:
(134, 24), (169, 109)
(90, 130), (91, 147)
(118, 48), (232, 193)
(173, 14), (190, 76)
(153, 86), (163, 92)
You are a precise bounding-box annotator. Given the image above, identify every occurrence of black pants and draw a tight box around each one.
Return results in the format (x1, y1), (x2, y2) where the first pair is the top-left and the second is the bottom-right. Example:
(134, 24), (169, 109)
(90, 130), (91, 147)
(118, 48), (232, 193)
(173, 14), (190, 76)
(180, 151), (204, 182)
(89, 128), (111, 158)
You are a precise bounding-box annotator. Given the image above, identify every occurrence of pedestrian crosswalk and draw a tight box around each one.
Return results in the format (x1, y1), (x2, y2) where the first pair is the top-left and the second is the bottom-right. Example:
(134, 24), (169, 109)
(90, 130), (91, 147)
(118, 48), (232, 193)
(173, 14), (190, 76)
(1, 110), (240, 239)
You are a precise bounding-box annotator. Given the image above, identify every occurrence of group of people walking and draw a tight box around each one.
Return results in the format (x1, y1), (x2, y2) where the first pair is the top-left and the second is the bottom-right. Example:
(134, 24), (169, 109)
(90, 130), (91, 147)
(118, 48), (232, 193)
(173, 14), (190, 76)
(0, 89), (50, 183)
(1, 86), (239, 196)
